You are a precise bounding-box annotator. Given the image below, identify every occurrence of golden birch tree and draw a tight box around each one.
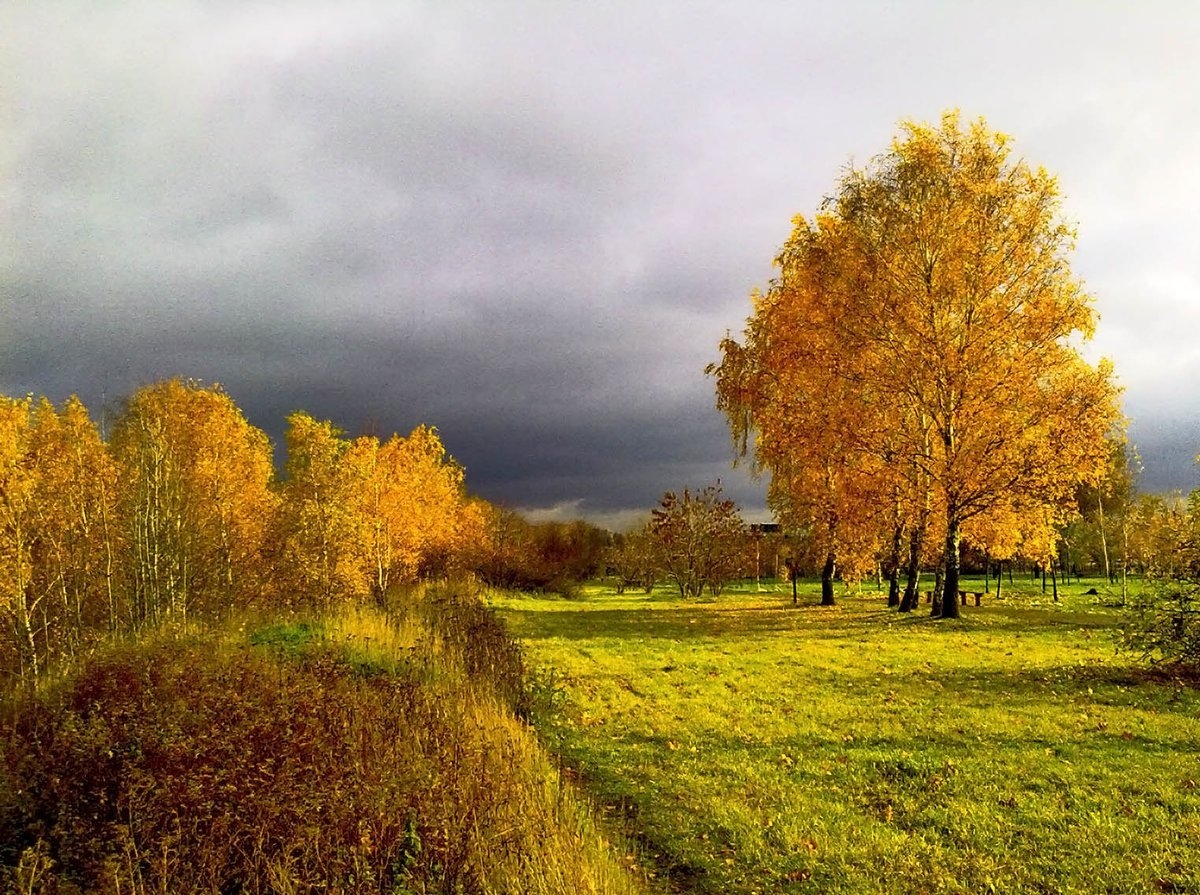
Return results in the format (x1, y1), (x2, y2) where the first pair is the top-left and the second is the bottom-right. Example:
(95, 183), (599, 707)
(110, 379), (275, 624)
(343, 425), (465, 604)
(280, 417), (467, 607)
(373, 427), (463, 585)
(0, 396), (41, 679)
(27, 396), (120, 649)
(277, 412), (365, 607)
(1, 395), (119, 679)
(711, 218), (905, 605)
(713, 112), (1122, 618)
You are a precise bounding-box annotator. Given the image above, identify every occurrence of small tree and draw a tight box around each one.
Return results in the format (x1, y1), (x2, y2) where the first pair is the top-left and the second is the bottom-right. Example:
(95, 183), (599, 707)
(607, 525), (658, 594)
(650, 484), (746, 598)
(1123, 490), (1200, 668)
(111, 380), (276, 624)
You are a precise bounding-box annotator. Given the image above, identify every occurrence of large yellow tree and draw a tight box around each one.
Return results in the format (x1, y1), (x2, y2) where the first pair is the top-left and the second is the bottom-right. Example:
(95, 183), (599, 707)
(110, 380), (276, 625)
(344, 425), (466, 603)
(276, 412), (364, 607)
(0, 396), (42, 678)
(0, 396), (118, 678)
(278, 415), (467, 608)
(712, 113), (1122, 618)
(26, 397), (120, 649)
(711, 223), (889, 605)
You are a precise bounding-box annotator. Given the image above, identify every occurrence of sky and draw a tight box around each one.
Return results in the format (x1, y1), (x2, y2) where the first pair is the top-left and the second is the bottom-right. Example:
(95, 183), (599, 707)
(4, 2), (1200, 528)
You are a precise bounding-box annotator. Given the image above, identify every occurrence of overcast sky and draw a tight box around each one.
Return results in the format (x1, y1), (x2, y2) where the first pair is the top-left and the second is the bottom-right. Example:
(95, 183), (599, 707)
(4, 2), (1200, 526)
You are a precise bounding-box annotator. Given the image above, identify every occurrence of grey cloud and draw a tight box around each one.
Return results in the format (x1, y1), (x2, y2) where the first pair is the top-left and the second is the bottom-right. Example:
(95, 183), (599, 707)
(6, 1), (1200, 527)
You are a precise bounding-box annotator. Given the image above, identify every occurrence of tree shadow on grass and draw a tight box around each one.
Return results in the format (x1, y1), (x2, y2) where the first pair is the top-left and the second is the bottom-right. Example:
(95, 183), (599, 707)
(500, 597), (1121, 646)
(963, 605), (1121, 630)
(500, 602), (880, 643)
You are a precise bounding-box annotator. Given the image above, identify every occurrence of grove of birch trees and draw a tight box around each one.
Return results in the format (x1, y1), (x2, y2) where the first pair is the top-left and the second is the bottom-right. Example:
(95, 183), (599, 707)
(0, 379), (474, 682)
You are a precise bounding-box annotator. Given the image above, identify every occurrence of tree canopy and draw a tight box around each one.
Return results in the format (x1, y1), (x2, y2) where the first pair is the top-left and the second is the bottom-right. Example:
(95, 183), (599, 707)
(710, 112), (1123, 617)
(0, 381), (483, 681)
(650, 483), (746, 599)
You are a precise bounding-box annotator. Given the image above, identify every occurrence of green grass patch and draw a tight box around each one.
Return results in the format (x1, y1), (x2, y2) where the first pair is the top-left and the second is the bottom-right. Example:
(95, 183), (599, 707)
(248, 619), (325, 654)
(491, 576), (1200, 894)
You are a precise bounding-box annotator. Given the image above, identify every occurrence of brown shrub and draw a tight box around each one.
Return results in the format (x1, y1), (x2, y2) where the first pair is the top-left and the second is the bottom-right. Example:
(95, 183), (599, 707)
(0, 606), (642, 895)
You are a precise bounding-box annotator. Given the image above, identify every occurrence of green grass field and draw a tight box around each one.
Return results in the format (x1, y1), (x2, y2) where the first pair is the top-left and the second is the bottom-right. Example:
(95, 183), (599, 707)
(490, 577), (1200, 895)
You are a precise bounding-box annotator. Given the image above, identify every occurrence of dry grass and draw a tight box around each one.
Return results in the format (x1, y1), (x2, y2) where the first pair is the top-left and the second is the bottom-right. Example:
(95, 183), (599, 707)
(0, 589), (648, 895)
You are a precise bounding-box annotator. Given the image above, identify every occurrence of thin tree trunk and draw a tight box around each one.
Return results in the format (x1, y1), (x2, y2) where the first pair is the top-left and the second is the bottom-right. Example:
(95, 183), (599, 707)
(940, 515), (962, 619)
(1097, 493), (1111, 583)
(900, 517), (925, 613)
(101, 479), (117, 632)
(931, 561), (945, 617)
(887, 522), (903, 608)
(1120, 519), (1128, 605)
(13, 516), (40, 680)
(820, 552), (836, 606)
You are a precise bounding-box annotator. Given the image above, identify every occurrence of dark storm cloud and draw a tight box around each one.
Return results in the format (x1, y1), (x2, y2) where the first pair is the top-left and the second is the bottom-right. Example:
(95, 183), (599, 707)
(5, 2), (1200, 524)
(2, 0), (772, 523)
(1, 304), (752, 514)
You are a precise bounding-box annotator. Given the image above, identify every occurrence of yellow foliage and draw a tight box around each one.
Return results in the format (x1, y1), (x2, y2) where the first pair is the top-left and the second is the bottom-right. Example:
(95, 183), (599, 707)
(0, 381), (478, 677)
(711, 112), (1123, 607)
(278, 412), (365, 606)
(110, 379), (277, 624)
(0, 396), (37, 676)
(280, 415), (467, 608)
(0, 395), (120, 678)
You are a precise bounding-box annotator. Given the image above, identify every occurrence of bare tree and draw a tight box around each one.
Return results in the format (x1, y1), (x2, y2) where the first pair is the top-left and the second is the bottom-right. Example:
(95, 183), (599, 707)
(650, 484), (746, 598)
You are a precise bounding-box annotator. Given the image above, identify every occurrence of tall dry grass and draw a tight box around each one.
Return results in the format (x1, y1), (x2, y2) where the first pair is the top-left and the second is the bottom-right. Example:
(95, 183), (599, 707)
(0, 587), (646, 895)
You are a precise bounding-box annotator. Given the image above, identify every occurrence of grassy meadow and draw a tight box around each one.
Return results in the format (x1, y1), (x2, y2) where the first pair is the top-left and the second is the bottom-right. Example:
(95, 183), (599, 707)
(491, 577), (1200, 895)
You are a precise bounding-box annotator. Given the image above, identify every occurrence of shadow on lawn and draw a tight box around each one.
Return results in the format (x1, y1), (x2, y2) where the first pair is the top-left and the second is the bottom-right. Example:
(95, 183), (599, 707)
(587, 711), (1200, 765)
(500, 598), (1118, 645)
(500, 602), (870, 643)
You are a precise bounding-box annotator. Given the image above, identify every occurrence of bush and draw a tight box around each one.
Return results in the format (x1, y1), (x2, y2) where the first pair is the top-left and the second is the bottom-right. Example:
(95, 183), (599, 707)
(0, 600), (645, 895)
(416, 587), (530, 716)
(1123, 574), (1200, 668)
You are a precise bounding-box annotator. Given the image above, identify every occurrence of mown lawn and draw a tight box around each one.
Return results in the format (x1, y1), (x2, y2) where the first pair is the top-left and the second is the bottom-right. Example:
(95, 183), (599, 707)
(490, 578), (1200, 895)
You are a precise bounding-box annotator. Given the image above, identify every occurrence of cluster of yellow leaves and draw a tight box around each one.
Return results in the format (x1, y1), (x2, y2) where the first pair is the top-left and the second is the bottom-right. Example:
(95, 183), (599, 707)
(0, 396), (118, 676)
(110, 379), (277, 623)
(279, 414), (468, 607)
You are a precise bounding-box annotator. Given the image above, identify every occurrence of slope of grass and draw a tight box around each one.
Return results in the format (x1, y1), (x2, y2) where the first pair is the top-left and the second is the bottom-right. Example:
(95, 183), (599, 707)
(492, 577), (1200, 895)
(0, 590), (648, 895)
